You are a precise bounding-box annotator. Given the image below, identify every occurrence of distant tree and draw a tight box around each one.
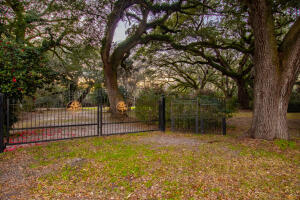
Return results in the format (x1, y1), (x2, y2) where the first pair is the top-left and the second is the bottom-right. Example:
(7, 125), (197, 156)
(99, 0), (200, 116)
(0, 0), (85, 99)
(139, 0), (254, 108)
(47, 44), (102, 103)
(136, 49), (218, 94)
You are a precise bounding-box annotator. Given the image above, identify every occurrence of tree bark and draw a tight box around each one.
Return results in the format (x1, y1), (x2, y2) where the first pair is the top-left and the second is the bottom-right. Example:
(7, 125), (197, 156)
(103, 63), (124, 116)
(77, 83), (94, 104)
(246, 0), (300, 140)
(100, 1), (134, 116)
(69, 82), (77, 102)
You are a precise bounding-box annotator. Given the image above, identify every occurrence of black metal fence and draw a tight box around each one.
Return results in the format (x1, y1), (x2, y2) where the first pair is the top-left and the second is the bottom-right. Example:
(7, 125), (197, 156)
(0, 91), (163, 151)
(169, 97), (226, 135)
(0, 93), (5, 152)
(0, 92), (226, 152)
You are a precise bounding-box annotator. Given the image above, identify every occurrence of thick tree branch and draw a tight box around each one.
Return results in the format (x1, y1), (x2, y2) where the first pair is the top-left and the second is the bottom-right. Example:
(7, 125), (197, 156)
(279, 17), (300, 54)
(279, 17), (300, 74)
(101, 0), (138, 64)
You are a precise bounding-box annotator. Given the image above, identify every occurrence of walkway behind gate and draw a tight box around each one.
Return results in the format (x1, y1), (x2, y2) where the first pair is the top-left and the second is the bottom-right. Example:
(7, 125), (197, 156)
(0, 93), (165, 151)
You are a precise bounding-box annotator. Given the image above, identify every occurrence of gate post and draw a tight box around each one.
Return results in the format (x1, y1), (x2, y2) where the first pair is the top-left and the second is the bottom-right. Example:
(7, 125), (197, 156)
(200, 118), (204, 134)
(97, 89), (103, 136)
(222, 117), (226, 135)
(6, 98), (9, 141)
(195, 98), (199, 134)
(100, 90), (103, 136)
(171, 99), (174, 132)
(159, 95), (166, 132)
(222, 99), (226, 135)
(97, 94), (100, 136)
(0, 93), (6, 152)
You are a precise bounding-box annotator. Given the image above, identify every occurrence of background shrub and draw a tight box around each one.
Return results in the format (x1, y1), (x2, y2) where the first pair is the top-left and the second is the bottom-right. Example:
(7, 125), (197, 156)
(288, 90), (300, 112)
(134, 88), (161, 121)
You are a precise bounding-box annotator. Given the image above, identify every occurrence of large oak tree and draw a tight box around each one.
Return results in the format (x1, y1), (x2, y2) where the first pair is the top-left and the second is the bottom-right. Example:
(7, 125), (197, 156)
(245, 0), (300, 139)
(142, 0), (299, 139)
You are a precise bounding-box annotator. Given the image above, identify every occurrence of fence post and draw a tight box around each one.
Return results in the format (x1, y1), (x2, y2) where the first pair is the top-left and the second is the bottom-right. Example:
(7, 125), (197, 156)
(159, 95), (166, 132)
(171, 99), (174, 132)
(222, 117), (226, 135)
(199, 99), (204, 134)
(195, 98), (199, 134)
(6, 98), (9, 141)
(100, 90), (103, 136)
(0, 93), (6, 152)
(222, 98), (226, 135)
(97, 89), (103, 136)
(97, 93), (100, 136)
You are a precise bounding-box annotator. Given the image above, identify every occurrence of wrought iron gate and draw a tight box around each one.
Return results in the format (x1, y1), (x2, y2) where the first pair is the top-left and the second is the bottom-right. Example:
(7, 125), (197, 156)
(0, 92), (165, 151)
(170, 98), (226, 134)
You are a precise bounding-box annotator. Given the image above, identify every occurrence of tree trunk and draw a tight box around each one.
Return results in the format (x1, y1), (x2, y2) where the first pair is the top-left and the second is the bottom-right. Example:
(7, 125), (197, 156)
(77, 83), (93, 104)
(246, 0), (300, 140)
(236, 79), (250, 109)
(69, 82), (77, 102)
(103, 63), (124, 117)
(100, 1), (180, 118)
(248, 70), (291, 140)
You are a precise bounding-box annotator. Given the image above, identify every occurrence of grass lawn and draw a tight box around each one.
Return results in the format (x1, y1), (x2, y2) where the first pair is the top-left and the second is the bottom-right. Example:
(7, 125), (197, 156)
(0, 111), (299, 199)
(0, 130), (299, 200)
(228, 111), (300, 139)
(232, 110), (300, 120)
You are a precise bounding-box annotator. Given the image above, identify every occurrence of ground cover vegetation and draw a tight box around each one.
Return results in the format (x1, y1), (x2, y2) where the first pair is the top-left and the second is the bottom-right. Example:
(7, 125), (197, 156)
(0, 118), (299, 199)
(0, 0), (300, 198)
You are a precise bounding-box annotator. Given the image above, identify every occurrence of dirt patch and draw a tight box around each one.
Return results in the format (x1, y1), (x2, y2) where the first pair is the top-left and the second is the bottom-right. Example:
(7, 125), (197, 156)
(0, 152), (35, 200)
(0, 154), (89, 200)
(288, 119), (300, 138)
(227, 112), (300, 138)
(66, 158), (87, 168)
(137, 134), (218, 147)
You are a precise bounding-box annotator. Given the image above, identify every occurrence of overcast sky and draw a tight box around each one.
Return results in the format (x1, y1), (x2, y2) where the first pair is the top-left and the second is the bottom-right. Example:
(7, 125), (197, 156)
(113, 21), (127, 42)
